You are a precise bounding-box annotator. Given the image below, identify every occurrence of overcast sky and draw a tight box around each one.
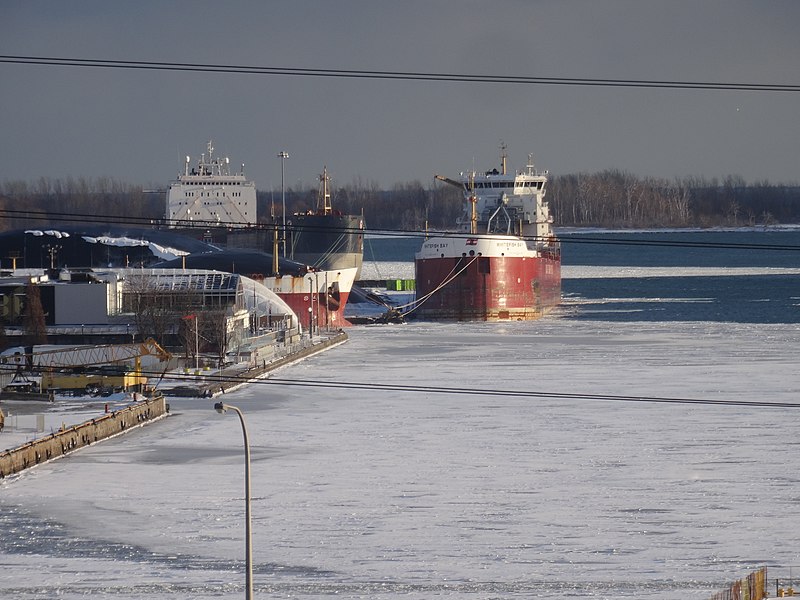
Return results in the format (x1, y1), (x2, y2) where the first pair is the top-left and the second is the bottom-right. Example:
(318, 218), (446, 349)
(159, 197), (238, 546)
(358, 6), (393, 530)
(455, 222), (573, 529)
(2, 1), (799, 190)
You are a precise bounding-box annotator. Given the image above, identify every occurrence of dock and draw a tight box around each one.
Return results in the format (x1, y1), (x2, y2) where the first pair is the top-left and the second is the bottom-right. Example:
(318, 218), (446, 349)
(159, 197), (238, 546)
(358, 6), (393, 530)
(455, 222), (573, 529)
(160, 330), (348, 397)
(0, 331), (348, 477)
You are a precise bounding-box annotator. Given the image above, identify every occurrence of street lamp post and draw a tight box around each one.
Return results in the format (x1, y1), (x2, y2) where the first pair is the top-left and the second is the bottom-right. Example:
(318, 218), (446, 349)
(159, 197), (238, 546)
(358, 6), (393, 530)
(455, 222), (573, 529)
(214, 402), (253, 600)
(194, 316), (199, 370)
(307, 275), (314, 339)
(277, 151), (289, 257)
(44, 243), (61, 270)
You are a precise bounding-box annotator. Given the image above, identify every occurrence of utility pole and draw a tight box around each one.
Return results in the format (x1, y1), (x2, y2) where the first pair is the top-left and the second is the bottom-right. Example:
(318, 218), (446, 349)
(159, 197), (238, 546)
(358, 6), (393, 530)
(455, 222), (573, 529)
(213, 403), (253, 600)
(278, 151), (289, 257)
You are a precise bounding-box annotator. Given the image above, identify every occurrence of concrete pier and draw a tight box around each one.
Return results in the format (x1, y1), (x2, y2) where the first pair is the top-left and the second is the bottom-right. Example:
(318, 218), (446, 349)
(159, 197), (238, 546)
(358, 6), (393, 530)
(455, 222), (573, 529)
(164, 331), (349, 397)
(0, 395), (168, 478)
(0, 332), (348, 477)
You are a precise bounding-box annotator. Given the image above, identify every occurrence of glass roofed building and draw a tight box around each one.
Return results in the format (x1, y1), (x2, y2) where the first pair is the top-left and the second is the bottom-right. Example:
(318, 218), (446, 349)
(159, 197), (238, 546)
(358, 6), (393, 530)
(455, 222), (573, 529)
(118, 268), (299, 356)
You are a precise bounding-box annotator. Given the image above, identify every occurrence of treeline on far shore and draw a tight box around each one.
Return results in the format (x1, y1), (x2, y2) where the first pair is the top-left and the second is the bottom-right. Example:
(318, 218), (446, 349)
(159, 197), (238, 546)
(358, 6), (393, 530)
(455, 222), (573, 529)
(1, 170), (798, 232)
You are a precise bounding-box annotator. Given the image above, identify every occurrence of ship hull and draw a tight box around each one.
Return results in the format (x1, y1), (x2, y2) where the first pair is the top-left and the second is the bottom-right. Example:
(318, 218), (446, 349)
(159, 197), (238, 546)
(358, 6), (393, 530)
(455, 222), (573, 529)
(153, 251), (358, 330)
(247, 267), (357, 330)
(223, 213), (365, 278)
(288, 213), (364, 277)
(165, 146), (365, 282)
(414, 235), (560, 321)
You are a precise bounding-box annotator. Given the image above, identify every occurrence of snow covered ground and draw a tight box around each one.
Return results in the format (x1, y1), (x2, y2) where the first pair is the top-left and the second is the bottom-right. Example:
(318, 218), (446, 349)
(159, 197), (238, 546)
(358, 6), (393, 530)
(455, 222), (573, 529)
(1, 264), (799, 599)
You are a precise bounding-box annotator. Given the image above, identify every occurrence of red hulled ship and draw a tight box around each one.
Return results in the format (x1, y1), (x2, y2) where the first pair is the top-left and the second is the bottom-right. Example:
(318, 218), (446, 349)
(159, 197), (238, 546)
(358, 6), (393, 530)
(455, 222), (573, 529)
(414, 150), (560, 321)
(154, 250), (357, 330)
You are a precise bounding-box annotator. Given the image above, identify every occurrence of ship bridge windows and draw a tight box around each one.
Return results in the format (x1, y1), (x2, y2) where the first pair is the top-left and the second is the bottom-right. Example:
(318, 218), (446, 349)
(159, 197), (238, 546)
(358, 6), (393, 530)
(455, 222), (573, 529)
(507, 181), (543, 189)
(475, 182), (514, 189)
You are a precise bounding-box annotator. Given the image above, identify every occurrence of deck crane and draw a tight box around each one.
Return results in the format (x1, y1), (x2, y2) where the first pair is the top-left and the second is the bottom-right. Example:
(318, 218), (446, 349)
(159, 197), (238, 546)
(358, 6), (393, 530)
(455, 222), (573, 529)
(434, 173), (479, 235)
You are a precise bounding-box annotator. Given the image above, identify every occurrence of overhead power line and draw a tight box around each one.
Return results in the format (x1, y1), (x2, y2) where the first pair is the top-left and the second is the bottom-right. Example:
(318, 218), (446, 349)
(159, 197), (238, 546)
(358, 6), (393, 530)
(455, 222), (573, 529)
(2, 55), (800, 92)
(2, 207), (799, 253)
(241, 375), (800, 409)
(4, 364), (797, 409)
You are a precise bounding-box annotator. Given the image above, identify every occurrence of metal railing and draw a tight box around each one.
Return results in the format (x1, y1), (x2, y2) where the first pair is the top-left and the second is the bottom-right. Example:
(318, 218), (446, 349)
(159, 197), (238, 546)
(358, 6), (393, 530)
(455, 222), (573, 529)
(709, 567), (767, 600)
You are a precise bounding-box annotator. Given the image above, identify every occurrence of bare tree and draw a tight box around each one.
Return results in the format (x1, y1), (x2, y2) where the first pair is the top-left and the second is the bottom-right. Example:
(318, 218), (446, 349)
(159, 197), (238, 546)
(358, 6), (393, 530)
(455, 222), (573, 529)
(22, 282), (47, 345)
(179, 314), (199, 365)
(123, 271), (183, 346)
(199, 309), (230, 365)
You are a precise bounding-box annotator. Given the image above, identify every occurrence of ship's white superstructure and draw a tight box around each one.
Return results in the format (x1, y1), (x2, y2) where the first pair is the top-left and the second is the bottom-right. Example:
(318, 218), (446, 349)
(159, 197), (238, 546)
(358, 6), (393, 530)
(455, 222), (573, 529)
(166, 141), (257, 226)
(414, 148), (560, 321)
(449, 152), (554, 241)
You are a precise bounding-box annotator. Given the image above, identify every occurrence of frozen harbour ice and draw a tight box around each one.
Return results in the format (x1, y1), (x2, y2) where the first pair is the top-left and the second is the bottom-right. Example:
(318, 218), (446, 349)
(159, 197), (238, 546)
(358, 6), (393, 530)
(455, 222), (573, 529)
(1, 267), (799, 598)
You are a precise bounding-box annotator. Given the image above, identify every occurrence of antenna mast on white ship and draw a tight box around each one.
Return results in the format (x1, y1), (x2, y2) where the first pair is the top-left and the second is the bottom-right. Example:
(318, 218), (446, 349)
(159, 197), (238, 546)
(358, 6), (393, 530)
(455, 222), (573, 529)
(468, 172), (478, 235)
(319, 166), (332, 215)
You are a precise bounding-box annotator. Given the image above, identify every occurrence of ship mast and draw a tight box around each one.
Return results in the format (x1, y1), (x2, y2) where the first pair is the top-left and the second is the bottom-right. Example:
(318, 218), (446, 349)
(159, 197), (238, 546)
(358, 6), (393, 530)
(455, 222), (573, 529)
(318, 166), (332, 215)
(272, 225), (280, 275)
(434, 173), (478, 235)
(469, 172), (478, 235)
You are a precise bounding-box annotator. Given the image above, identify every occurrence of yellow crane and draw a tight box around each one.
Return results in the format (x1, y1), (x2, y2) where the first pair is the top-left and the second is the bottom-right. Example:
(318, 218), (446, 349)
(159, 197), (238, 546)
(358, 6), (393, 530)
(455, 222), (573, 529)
(19, 339), (173, 395)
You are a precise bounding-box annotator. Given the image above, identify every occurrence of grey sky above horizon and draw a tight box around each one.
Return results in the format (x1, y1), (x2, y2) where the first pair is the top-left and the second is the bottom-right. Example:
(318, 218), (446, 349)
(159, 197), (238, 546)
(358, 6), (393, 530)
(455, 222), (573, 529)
(2, 1), (799, 191)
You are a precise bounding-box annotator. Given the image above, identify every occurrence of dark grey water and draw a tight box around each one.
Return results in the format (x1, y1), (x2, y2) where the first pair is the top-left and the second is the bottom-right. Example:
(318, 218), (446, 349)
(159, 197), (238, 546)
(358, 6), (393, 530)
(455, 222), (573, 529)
(366, 229), (800, 268)
(564, 273), (798, 323)
(365, 229), (800, 323)
(564, 229), (800, 324)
